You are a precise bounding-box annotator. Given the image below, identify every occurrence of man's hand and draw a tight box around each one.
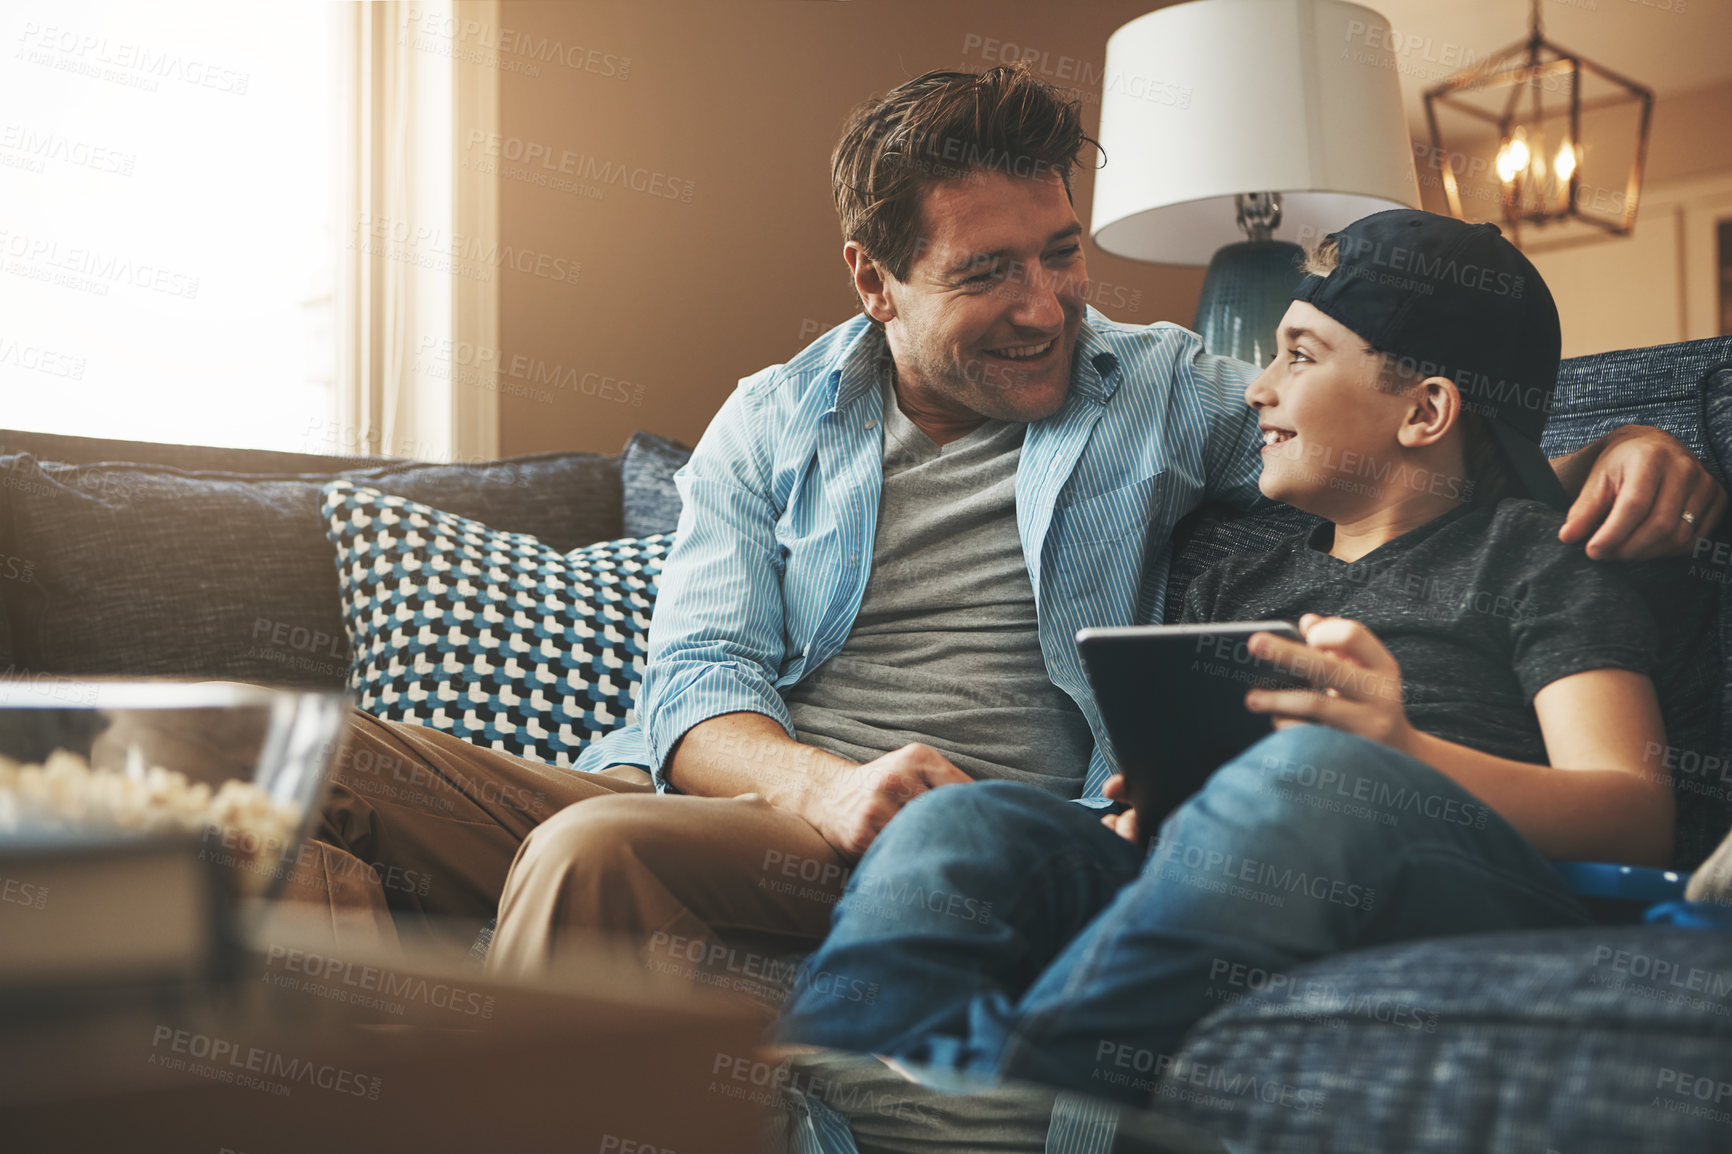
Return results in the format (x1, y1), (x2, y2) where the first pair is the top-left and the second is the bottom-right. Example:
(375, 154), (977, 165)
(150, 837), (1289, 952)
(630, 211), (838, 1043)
(799, 743), (974, 862)
(1555, 425), (1727, 560)
(666, 714), (973, 860)
(1244, 614), (1418, 754)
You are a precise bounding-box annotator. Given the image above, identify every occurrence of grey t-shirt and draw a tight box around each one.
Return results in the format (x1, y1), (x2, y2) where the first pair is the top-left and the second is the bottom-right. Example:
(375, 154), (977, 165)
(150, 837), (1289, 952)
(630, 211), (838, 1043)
(1178, 498), (1658, 767)
(1177, 495), (1727, 872)
(782, 376), (1096, 794)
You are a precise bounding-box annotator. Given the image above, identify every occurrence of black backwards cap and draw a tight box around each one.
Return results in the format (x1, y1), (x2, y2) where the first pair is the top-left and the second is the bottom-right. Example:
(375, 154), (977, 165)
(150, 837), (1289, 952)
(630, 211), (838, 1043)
(1292, 209), (1567, 510)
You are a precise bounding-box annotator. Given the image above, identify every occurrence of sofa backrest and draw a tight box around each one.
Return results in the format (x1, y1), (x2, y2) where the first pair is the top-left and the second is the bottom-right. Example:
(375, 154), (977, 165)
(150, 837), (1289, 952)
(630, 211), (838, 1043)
(0, 431), (693, 692)
(0, 427), (396, 474)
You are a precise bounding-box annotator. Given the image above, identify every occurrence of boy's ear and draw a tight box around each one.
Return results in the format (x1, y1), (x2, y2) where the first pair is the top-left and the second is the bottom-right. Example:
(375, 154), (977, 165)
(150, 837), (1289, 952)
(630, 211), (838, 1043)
(1396, 376), (1461, 449)
(845, 241), (897, 324)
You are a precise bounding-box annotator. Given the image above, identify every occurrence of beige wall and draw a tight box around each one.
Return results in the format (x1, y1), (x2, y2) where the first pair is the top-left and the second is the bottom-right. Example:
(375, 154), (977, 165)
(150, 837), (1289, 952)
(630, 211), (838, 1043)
(490, 3), (1732, 455)
(490, 0), (1200, 456)
(1647, 79), (1732, 186)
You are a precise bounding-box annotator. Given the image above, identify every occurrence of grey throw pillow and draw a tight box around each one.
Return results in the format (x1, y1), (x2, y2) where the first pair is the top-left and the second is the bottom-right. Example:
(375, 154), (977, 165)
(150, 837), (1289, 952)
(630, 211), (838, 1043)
(621, 431), (692, 538)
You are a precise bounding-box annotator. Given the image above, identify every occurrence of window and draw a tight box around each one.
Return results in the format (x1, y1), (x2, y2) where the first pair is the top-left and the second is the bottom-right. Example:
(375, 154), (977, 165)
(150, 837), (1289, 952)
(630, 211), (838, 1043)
(0, 0), (338, 453)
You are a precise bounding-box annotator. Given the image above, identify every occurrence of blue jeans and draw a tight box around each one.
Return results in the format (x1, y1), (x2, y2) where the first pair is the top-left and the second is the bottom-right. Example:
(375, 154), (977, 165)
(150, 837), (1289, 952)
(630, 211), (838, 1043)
(779, 726), (1593, 1102)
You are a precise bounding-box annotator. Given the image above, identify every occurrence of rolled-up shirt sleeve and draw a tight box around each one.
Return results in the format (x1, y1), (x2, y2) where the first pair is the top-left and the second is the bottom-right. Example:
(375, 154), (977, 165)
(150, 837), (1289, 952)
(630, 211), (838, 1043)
(635, 380), (796, 787)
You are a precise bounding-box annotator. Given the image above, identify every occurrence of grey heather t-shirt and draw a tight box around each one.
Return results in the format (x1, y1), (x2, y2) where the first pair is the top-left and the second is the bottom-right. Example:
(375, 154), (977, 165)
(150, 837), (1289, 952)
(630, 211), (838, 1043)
(1177, 498), (1658, 766)
(782, 376), (1096, 794)
(1177, 496), (1723, 870)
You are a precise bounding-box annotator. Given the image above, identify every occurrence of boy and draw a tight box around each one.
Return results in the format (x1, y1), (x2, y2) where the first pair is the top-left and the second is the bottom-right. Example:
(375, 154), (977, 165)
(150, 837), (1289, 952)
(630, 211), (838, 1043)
(779, 209), (1718, 1100)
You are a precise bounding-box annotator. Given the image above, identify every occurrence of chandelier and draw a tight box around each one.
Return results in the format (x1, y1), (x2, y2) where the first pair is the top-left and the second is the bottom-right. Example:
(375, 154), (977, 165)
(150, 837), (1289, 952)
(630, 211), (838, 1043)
(1422, 0), (1653, 251)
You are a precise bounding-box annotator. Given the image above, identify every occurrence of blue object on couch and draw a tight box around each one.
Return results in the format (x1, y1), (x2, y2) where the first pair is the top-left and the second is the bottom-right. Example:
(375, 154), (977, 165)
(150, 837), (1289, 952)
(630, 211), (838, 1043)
(1553, 861), (1691, 924)
(1644, 901), (1732, 930)
(1553, 862), (1689, 905)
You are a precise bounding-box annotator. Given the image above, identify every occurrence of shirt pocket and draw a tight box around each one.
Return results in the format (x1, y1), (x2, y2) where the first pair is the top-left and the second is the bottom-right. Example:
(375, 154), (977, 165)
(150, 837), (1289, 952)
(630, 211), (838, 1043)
(1045, 473), (1168, 622)
(1050, 472), (1167, 545)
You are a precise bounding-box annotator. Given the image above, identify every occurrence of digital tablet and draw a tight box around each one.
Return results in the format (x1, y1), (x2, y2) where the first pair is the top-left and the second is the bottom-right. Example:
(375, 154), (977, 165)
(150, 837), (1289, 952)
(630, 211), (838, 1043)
(1075, 621), (1310, 827)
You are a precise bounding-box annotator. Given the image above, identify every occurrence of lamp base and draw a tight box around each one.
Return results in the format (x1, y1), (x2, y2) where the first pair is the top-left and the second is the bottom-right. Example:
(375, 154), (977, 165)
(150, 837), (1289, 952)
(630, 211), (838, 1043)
(1193, 240), (1306, 366)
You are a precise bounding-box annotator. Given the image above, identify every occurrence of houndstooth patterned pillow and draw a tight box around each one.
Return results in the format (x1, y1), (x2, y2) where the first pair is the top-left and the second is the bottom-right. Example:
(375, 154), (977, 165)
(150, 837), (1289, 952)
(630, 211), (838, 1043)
(319, 480), (673, 766)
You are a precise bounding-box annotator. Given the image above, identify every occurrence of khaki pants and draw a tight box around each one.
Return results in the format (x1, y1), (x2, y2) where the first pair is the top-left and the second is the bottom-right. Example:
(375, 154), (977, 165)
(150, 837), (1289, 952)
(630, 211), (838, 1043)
(301, 712), (852, 1002)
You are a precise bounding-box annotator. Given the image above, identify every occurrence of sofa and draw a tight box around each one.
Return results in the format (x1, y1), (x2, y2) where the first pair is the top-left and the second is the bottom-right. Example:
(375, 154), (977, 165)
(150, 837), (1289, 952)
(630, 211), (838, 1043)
(4, 332), (1732, 1154)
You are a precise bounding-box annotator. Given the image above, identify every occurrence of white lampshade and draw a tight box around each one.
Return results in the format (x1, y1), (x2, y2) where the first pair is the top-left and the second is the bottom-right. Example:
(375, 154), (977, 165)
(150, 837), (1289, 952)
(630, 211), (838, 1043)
(1091, 0), (1421, 265)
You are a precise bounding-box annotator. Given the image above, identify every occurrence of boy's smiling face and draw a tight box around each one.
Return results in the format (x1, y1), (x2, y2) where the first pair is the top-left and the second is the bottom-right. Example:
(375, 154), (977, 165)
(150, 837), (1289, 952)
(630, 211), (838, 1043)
(1244, 301), (1427, 516)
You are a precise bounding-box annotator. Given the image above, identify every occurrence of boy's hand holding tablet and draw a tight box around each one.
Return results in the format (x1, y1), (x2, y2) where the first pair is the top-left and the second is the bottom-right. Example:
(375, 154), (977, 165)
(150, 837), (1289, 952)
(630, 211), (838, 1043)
(1242, 613), (1414, 753)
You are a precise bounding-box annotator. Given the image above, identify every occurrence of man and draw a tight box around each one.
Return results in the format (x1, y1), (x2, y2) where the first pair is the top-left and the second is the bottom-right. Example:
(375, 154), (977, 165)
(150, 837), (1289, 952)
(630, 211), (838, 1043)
(308, 65), (1723, 988)
(778, 209), (1719, 1097)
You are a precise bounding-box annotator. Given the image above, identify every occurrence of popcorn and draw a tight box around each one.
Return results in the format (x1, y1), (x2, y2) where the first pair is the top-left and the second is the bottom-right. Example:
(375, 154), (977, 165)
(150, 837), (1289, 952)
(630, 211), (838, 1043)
(0, 748), (303, 891)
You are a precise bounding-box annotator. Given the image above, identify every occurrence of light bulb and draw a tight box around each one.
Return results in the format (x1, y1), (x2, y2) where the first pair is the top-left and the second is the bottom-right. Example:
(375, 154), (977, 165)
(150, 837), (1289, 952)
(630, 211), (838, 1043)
(1554, 140), (1577, 182)
(1496, 136), (1529, 183)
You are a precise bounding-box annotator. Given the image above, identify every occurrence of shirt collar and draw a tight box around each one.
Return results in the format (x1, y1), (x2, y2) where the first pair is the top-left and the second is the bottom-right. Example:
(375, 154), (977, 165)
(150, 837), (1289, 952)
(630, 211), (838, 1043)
(827, 322), (893, 413)
(1071, 313), (1121, 406)
(825, 313), (1122, 416)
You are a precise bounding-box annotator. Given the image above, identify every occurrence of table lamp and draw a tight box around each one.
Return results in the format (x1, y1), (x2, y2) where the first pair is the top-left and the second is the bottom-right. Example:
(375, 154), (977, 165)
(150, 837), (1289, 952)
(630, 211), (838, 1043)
(1091, 0), (1421, 365)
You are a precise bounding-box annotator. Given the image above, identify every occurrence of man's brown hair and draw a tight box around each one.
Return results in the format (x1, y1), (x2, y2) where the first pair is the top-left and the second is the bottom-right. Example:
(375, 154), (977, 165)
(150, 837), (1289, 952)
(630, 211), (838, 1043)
(831, 63), (1096, 284)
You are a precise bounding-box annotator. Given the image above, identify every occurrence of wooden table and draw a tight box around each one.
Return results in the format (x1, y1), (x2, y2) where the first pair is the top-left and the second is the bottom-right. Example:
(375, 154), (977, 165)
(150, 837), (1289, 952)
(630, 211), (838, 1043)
(0, 920), (770, 1154)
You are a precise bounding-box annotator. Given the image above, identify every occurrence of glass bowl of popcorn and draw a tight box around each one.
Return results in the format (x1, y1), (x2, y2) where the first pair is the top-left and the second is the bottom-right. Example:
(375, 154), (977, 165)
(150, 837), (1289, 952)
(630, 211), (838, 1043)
(0, 680), (351, 900)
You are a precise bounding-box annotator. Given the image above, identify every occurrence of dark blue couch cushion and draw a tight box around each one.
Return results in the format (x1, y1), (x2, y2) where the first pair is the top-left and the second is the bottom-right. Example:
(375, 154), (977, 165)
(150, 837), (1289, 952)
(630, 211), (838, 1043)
(621, 430), (692, 539)
(1160, 926), (1732, 1154)
(1544, 336), (1732, 478)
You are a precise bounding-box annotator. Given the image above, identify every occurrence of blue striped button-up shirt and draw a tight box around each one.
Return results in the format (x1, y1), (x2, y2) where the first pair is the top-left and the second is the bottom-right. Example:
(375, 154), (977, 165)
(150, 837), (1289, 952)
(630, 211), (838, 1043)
(576, 307), (1265, 802)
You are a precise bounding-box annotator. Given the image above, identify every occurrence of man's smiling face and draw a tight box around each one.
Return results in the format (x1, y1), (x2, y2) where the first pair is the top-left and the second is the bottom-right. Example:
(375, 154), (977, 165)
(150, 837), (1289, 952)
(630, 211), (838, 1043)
(869, 169), (1088, 425)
